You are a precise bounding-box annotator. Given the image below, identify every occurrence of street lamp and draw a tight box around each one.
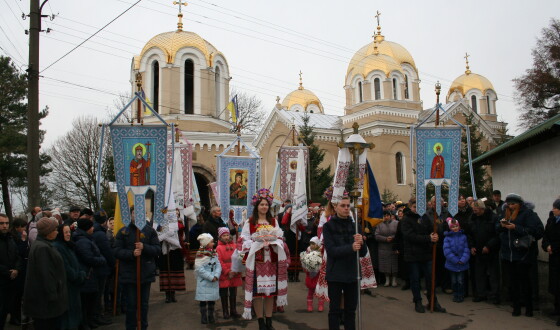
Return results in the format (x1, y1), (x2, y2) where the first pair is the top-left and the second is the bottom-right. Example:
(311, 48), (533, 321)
(435, 81), (441, 126)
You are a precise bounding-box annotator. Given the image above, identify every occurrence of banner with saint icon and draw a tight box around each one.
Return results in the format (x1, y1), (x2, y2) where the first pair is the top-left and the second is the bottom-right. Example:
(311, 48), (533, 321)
(111, 125), (169, 230)
(414, 127), (462, 217)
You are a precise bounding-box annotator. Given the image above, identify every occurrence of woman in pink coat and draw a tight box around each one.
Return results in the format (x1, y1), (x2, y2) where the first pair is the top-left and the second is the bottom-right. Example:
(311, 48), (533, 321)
(216, 227), (242, 319)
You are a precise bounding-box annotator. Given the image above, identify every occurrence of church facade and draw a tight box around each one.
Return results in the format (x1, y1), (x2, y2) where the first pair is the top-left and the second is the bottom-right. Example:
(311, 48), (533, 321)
(135, 14), (507, 207)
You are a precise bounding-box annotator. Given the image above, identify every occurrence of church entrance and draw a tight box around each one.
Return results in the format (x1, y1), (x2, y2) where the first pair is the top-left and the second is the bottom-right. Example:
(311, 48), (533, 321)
(194, 172), (211, 217)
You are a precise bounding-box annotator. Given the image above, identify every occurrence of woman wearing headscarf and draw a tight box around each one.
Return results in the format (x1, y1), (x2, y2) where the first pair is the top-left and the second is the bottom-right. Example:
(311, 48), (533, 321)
(497, 193), (543, 317)
(542, 199), (560, 326)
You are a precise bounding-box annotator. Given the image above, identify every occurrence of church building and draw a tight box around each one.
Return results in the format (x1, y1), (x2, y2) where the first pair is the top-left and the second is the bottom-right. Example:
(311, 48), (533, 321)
(134, 8), (507, 208)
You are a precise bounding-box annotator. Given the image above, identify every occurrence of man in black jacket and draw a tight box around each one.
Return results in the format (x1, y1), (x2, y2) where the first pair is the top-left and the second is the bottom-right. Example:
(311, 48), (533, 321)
(203, 206), (228, 242)
(469, 200), (500, 304)
(323, 196), (367, 330)
(114, 207), (161, 330)
(401, 199), (446, 313)
(92, 212), (115, 325)
(0, 214), (21, 328)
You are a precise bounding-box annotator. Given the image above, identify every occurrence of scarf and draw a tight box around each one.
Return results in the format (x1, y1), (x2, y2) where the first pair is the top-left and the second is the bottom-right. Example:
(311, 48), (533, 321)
(242, 238), (288, 320)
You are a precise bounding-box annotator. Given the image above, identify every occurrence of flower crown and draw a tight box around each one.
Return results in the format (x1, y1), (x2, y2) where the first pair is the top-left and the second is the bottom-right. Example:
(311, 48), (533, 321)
(252, 188), (274, 206)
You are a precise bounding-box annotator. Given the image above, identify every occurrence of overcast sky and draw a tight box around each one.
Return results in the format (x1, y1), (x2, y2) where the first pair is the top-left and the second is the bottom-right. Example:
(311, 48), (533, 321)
(1, 0), (559, 147)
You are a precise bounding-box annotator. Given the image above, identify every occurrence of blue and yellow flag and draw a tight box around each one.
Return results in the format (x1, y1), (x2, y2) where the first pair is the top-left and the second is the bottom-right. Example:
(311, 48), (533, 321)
(227, 95), (238, 124)
(362, 160), (383, 227)
(140, 88), (153, 116)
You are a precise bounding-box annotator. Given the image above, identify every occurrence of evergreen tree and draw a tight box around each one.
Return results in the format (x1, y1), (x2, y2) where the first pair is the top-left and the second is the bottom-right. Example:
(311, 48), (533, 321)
(298, 113), (333, 204)
(459, 113), (491, 199)
(0, 56), (50, 220)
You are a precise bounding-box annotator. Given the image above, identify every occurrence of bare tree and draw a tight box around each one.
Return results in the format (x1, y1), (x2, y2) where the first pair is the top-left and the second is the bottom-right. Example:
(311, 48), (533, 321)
(46, 116), (111, 210)
(230, 89), (266, 134)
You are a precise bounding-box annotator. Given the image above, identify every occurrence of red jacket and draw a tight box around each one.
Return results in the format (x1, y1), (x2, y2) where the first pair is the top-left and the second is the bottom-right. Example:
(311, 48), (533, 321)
(216, 240), (242, 288)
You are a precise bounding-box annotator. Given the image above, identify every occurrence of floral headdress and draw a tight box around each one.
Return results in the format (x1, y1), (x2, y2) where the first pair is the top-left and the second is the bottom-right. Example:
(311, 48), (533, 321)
(323, 186), (334, 201)
(251, 188), (274, 206)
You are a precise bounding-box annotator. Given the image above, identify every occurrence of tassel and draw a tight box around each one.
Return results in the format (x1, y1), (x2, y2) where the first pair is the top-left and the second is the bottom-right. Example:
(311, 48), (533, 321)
(276, 295), (288, 306)
(242, 308), (252, 320)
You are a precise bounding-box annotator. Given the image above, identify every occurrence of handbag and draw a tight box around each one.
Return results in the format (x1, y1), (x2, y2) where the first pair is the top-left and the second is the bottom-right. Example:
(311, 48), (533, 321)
(513, 234), (534, 250)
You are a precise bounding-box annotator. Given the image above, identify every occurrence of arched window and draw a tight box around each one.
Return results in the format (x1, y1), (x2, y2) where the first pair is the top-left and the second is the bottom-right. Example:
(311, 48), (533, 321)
(184, 59), (194, 114)
(486, 95), (492, 114)
(404, 75), (409, 99)
(215, 66), (221, 116)
(151, 60), (159, 113)
(374, 78), (381, 100)
(396, 152), (404, 184)
(471, 95), (478, 113)
(392, 78), (398, 100)
(358, 81), (363, 103)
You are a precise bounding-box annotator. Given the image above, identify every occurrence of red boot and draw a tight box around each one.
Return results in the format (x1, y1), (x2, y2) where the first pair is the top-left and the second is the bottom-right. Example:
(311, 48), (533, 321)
(307, 299), (313, 312)
(318, 299), (324, 312)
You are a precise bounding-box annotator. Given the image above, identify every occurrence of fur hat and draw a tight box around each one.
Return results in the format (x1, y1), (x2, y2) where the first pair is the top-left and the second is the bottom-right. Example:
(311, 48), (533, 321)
(197, 233), (214, 248)
(505, 193), (524, 205)
(77, 218), (94, 231)
(37, 217), (58, 237)
(218, 227), (230, 238)
(553, 199), (560, 210)
(310, 236), (321, 246)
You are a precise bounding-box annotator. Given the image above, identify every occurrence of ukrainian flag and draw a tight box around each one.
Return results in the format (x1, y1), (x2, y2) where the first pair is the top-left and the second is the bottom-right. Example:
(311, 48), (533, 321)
(227, 95), (238, 124)
(113, 191), (134, 236)
(362, 160), (383, 227)
(140, 88), (153, 116)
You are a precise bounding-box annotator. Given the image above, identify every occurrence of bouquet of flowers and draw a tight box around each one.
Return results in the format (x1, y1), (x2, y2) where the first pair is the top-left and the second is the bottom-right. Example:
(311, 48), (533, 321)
(251, 224), (282, 243)
(300, 250), (323, 274)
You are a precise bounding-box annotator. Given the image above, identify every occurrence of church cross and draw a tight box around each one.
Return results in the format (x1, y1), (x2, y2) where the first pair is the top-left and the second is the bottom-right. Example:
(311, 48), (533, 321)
(374, 10), (382, 36)
(173, 1), (188, 31)
(464, 52), (471, 74)
(298, 70), (304, 90)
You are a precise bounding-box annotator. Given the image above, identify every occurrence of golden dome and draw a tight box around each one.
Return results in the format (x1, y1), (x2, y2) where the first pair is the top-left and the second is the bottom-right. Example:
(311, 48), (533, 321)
(447, 72), (495, 97)
(347, 34), (417, 78)
(281, 88), (324, 113)
(138, 30), (222, 67)
(349, 53), (402, 78)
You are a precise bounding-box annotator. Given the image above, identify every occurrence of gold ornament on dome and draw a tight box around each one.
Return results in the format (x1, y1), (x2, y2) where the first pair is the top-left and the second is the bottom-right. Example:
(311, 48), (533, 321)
(447, 54), (495, 97)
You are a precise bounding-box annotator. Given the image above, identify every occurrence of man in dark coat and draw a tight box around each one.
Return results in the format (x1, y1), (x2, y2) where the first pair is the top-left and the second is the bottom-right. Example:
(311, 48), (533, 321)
(23, 217), (68, 330)
(92, 212), (115, 325)
(469, 200), (501, 304)
(114, 208), (161, 330)
(203, 206), (228, 242)
(401, 199), (446, 314)
(490, 190), (505, 218)
(323, 196), (367, 330)
(0, 214), (21, 328)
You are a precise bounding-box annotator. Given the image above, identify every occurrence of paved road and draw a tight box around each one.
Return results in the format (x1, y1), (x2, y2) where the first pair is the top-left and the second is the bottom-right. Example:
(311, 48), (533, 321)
(8, 269), (559, 329)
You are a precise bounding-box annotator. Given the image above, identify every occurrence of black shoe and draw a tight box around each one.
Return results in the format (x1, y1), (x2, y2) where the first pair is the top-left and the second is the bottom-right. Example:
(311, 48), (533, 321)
(472, 296), (487, 302)
(512, 306), (521, 317)
(165, 292), (171, 303)
(433, 303), (446, 313)
(415, 301), (425, 313)
(266, 317), (275, 330)
(170, 292), (177, 303)
(258, 318), (266, 330)
(200, 307), (208, 324)
(525, 309), (533, 317)
(401, 283), (410, 291)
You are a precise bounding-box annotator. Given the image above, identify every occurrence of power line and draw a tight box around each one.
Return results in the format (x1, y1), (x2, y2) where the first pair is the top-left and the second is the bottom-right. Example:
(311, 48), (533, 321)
(40, 0), (143, 73)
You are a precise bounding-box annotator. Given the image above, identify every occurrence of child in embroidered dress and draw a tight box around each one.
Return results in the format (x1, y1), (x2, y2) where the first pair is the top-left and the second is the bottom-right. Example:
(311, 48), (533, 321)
(216, 227), (243, 319)
(300, 236), (325, 312)
(195, 233), (222, 324)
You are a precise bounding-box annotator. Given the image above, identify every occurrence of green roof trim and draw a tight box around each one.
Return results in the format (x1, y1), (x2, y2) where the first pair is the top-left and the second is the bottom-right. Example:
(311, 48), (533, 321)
(473, 113), (560, 164)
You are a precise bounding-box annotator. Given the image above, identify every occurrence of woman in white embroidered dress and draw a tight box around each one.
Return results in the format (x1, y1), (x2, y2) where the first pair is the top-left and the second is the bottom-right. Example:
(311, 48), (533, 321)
(240, 188), (290, 330)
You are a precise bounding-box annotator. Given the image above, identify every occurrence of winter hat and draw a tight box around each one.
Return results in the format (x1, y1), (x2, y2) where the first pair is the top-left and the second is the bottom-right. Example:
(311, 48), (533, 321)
(446, 217), (460, 230)
(505, 193), (524, 205)
(197, 233), (214, 248)
(218, 227), (230, 238)
(80, 208), (94, 217)
(310, 236), (321, 246)
(94, 211), (107, 224)
(77, 218), (94, 231)
(37, 217), (58, 237)
(69, 206), (81, 213)
(553, 199), (560, 210)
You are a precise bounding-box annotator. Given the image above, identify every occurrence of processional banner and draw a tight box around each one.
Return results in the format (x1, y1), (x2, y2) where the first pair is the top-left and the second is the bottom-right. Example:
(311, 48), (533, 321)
(111, 125), (168, 230)
(332, 148), (367, 204)
(278, 146), (308, 202)
(415, 127), (462, 217)
(166, 135), (194, 218)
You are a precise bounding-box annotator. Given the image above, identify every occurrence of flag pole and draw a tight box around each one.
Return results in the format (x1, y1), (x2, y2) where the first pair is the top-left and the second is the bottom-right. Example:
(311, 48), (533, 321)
(430, 81), (442, 313)
(135, 72), (143, 330)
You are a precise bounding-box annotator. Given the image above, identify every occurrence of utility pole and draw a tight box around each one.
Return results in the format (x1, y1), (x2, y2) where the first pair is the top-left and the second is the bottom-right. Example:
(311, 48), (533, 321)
(26, 0), (49, 209)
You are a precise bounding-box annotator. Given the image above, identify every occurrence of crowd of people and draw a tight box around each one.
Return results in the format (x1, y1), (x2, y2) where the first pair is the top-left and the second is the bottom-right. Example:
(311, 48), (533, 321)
(1, 188), (560, 330)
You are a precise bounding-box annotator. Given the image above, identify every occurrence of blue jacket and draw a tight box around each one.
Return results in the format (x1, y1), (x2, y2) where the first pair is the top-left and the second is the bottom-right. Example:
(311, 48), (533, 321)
(114, 223), (161, 284)
(92, 222), (115, 277)
(443, 230), (470, 272)
(195, 253), (221, 301)
(73, 228), (106, 292)
(496, 204), (544, 262)
(323, 214), (367, 283)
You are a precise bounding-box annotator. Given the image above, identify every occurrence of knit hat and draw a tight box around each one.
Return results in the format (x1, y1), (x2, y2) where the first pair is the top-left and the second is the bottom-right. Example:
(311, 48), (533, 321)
(446, 217), (460, 230)
(94, 211), (107, 224)
(197, 233), (214, 248)
(310, 236), (321, 246)
(505, 193), (524, 205)
(553, 199), (560, 210)
(77, 218), (94, 231)
(37, 217), (58, 237)
(218, 227), (230, 238)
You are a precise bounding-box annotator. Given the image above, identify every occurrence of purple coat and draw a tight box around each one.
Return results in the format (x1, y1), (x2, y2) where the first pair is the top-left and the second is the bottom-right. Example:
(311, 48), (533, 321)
(443, 230), (470, 272)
